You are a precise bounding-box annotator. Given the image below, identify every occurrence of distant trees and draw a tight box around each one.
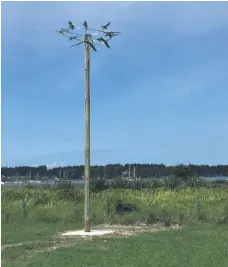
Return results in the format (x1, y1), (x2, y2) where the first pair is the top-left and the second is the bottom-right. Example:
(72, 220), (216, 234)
(1, 164), (228, 179)
(171, 165), (194, 180)
(1, 165), (48, 178)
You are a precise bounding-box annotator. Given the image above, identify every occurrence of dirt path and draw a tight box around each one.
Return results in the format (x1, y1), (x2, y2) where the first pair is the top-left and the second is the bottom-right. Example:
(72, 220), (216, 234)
(2, 223), (182, 253)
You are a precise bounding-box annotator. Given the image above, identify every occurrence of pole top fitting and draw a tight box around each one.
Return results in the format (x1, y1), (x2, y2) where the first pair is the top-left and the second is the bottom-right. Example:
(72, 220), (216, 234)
(84, 34), (92, 42)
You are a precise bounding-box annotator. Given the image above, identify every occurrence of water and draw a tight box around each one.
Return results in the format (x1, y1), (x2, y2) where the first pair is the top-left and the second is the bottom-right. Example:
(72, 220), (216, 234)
(204, 176), (228, 181)
(76, 177), (228, 182)
(1, 177), (228, 188)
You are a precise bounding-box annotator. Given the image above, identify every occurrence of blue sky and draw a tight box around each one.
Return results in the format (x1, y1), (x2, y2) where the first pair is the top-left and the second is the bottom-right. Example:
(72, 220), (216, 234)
(1, 1), (228, 167)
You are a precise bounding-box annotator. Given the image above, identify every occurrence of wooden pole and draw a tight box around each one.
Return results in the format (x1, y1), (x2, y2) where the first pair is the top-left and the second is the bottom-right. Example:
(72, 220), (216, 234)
(84, 34), (91, 232)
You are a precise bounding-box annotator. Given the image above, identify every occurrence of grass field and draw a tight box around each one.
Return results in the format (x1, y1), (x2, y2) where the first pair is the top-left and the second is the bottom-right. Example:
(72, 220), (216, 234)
(1, 186), (228, 266)
(2, 224), (228, 267)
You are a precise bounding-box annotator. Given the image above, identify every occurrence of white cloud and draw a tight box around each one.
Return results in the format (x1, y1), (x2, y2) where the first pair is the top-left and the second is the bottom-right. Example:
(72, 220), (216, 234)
(46, 162), (65, 170)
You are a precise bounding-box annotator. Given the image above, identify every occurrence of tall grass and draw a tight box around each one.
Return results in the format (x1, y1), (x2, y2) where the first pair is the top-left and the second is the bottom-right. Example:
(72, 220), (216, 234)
(2, 185), (228, 228)
(90, 176), (228, 192)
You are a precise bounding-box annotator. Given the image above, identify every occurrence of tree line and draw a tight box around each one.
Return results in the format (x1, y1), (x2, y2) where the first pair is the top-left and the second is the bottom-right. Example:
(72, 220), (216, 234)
(1, 164), (228, 180)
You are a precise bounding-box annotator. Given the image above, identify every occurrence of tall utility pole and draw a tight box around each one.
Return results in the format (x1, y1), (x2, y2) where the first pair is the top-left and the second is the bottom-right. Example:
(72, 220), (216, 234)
(84, 34), (91, 232)
(56, 21), (120, 232)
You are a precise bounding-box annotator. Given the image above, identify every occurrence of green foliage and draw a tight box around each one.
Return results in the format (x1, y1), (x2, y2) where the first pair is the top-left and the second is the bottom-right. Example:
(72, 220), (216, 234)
(90, 178), (165, 193)
(2, 186), (228, 230)
(171, 164), (193, 180)
(90, 178), (108, 192)
(163, 175), (207, 189)
(2, 164), (228, 180)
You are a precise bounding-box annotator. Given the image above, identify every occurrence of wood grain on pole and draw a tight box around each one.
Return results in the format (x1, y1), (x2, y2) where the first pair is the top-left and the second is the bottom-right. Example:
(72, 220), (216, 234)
(84, 34), (91, 232)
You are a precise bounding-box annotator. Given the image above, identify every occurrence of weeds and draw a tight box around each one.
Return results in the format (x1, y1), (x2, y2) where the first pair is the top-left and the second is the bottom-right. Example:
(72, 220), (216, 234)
(2, 186), (228, 228)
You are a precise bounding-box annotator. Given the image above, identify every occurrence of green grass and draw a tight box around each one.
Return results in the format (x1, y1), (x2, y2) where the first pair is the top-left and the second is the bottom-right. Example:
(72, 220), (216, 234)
(2, 224), (228, 267)
(2, 187), (228, 244)
(1, 221), (82, 244)
(2, 187), (228, 266)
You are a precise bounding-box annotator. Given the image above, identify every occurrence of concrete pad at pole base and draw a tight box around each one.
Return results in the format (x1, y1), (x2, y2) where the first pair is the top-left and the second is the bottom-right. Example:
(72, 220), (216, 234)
(62, 229), (114, 237)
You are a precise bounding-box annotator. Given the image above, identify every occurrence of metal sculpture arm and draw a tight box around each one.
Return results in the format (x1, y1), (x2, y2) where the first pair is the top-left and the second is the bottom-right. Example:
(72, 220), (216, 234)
(55, 21), (121, 51)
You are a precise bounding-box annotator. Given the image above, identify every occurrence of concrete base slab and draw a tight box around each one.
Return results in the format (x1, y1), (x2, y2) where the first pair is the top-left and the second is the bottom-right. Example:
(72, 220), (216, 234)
(62, 229), (114, 237)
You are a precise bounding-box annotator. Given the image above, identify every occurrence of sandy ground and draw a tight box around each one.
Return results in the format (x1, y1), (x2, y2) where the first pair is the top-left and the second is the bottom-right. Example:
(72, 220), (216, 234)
(60, 223), (182, 238)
